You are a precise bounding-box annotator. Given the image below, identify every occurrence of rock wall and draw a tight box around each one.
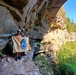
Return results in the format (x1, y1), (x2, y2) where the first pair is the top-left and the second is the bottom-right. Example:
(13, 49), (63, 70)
(41, 29), (69, 54)
(0, 0), (68, 75)
(0, 56), (40, 75)
(0, 6), (18, 50)
(0, 0), (67, 50)
(68, 32), (76, 42)
(51, 10), (66, 29)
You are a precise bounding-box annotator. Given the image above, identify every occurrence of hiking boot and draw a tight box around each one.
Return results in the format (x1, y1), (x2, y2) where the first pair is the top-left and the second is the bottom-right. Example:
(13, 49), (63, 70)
(22, 52), (26, 56)
(18, 56), (22, 60)
(22, 54), (26, 56)
(15, 57), (18, 61)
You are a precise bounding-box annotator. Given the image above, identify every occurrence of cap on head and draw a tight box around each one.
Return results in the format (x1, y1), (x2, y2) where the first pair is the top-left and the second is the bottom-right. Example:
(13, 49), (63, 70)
(17, 29), (21, 32)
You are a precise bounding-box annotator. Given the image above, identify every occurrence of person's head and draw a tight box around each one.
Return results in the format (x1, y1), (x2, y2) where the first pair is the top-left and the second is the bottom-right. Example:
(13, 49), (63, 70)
(21, 28), (25, 32)
(17, 29), (21, 33)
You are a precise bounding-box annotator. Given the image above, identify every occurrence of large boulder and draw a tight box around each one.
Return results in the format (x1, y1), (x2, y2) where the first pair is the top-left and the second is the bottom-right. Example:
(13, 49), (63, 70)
(0, 6), (18, 50)
(0, 55), (40, 75)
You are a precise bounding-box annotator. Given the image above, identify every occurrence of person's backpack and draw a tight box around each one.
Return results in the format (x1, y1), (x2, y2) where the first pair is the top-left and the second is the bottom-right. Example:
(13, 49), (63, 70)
(5, 38), (13, 56)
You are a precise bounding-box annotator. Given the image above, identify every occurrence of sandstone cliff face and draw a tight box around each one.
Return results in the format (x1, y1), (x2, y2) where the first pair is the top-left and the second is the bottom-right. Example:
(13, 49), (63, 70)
(51, 10), (66, 29)
(40, 9), (68, 52)
(0, 0), (67, 75)
(0, 0), (67, 50)
(41, 29), (69, 55)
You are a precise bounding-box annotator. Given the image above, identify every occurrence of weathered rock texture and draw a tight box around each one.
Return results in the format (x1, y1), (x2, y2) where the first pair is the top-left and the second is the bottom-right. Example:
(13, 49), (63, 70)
(68, 32), (76, 42)
(41, 29), (69, 55)
(51, 10), (66, 29)
(0, 55), (40, 75)
(0, 6), (18, 50)
(0, 0), (67, 50)
(0, 0), (68, 75)
(40, 9), (68, 52)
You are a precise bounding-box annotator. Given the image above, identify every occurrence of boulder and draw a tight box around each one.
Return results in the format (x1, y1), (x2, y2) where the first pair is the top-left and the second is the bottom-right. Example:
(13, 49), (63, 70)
(0, 55), (40, 75)
(0, 6), (18, 50)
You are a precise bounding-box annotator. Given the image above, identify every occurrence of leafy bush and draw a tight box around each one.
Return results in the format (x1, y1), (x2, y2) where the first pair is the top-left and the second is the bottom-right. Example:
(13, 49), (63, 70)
(34, 55), (52, 75)
(60, 64), (74, 75)
(65, 18), (76, 32)
(56, 41), (76, 75)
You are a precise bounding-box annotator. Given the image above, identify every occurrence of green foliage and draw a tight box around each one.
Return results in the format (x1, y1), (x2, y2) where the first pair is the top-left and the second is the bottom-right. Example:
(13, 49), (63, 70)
(56, 41), (76, 75)
(59, 6), (76, 33)
(34, 55), (52, 75)
(34, 56), (51, 71)
(52, 63), (61, 75)
(60, 64), (74, 75)
(65, 18), (76, 32)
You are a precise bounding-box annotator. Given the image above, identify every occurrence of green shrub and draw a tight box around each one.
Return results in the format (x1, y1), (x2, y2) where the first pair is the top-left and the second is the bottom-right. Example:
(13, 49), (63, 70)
(65, 18), (76, 32)
(34, 55), (52, 75)
(56, 41), (76, 75)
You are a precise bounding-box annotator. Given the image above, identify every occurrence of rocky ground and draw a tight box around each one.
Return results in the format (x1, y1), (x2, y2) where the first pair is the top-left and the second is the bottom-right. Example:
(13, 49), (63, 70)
(0, 54), (40, 75)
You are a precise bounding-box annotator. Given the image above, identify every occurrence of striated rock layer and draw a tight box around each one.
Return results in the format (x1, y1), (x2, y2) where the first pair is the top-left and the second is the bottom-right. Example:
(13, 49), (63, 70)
(0, 0), (67, 75)
(0, 0), (67, 50)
